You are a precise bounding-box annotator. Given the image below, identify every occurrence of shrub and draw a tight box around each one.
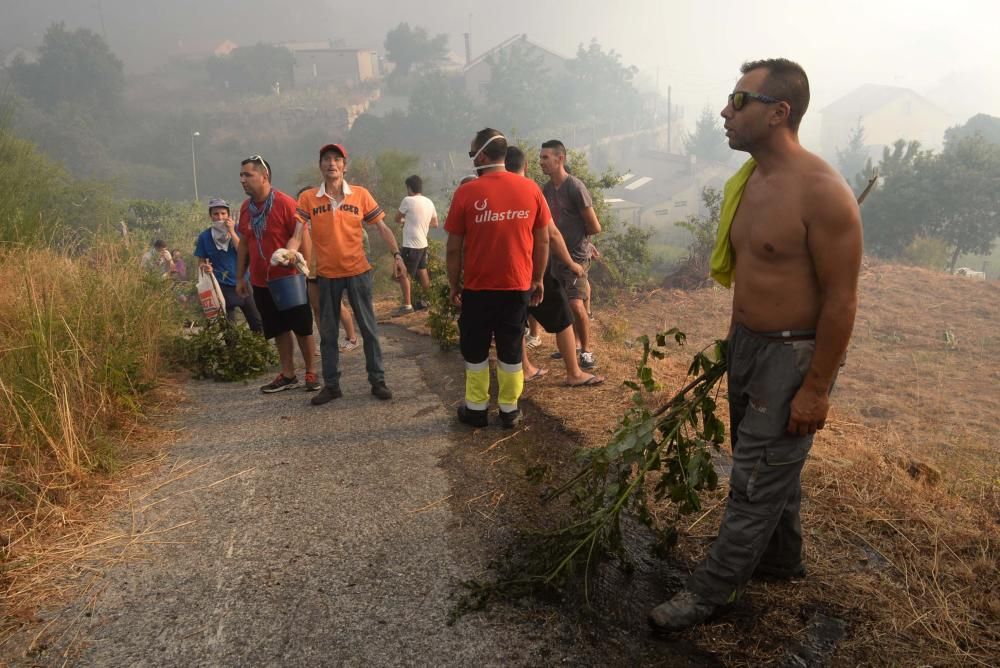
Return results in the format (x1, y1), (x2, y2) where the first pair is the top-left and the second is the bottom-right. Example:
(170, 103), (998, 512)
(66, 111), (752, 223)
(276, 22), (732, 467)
(901, 236), (950, 270)
(0, 101), (119, 245)
(665, 187), (722, 289)
(172, 317), (277, 382)
(422, 241), (459, 350)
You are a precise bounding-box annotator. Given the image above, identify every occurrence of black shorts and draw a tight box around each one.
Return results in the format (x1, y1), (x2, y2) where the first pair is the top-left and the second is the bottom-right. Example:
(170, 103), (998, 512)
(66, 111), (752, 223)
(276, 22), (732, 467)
(400, 247), (428, 276)
(253, 285), (314, 340)
(528, 270), (573, 334)
(459, 289), (530, 365)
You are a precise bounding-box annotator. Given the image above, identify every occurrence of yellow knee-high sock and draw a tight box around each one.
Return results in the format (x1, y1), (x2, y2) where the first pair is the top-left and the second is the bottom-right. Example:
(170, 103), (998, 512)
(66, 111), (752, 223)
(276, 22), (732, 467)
(465, 359), (490, 410)
(496, 360), (523, 413)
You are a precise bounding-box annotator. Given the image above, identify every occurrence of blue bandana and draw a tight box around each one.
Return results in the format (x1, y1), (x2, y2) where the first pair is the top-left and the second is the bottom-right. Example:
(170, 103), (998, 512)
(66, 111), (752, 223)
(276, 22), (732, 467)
(248, 191), (275, 259)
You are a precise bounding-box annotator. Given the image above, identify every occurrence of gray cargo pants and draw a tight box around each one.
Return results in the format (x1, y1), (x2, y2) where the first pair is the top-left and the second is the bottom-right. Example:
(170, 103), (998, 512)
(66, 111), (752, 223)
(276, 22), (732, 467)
(687, 324), (831, 606)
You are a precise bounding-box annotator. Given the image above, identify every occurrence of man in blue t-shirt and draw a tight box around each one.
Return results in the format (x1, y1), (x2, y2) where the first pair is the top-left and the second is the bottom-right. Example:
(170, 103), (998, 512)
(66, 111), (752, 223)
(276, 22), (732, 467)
(193, 198), (263, 332)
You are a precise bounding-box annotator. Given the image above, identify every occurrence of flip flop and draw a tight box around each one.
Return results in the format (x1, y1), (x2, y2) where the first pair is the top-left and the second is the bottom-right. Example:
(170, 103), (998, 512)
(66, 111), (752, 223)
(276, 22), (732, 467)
(566, 374), (605, 387)
(524, 368), (549, 382)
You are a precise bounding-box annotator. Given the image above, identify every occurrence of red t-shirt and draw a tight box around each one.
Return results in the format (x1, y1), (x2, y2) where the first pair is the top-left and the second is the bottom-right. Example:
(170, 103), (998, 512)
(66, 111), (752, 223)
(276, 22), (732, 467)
(237, 190), (302, 288)
(444, 171), (550, 291)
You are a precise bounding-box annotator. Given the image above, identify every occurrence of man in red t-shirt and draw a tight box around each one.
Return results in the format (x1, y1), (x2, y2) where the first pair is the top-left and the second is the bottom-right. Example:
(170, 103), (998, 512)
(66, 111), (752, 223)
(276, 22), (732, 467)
(235, 155), (319, 394)
(445, 128), (549, 429)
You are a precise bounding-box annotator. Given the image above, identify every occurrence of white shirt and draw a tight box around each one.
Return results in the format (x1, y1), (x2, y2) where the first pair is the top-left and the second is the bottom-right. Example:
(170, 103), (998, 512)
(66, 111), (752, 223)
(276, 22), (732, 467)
(398, 194), (437, 249)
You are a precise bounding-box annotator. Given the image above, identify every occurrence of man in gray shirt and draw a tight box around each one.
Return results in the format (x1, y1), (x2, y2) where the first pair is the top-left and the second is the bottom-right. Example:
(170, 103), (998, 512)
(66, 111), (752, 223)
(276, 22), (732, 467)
(539, 139), (602, 369)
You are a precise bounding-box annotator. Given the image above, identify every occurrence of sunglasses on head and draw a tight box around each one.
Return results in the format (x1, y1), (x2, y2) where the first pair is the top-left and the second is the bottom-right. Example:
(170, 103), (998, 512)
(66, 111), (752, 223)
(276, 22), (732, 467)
(728, 90), (783, 111)
(246, 154), (270, 178)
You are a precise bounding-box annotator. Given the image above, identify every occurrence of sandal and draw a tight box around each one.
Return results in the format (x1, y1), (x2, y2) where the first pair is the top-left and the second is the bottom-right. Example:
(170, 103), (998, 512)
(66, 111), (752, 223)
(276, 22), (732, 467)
(566, 374), (605, 387)
(524, 368), (549, 382)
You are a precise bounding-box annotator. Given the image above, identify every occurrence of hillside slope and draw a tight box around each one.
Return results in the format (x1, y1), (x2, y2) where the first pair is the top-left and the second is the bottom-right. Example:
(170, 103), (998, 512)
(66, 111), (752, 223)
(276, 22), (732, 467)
(516, 261), (999, 665)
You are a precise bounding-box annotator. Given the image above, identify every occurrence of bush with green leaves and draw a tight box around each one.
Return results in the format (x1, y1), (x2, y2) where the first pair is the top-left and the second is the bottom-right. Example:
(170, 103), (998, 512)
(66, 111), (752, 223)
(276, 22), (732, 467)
(454, 330), (727, 617)
(423, 240), (460, 350)
(173, 317), (277, 382)
(0, 98), (120, 245)
(665, 186), (722, 288)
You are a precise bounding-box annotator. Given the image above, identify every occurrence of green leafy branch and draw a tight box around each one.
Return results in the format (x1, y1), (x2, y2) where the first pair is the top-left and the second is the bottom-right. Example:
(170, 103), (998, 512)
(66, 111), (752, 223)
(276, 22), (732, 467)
(171, 317), (277, 382)
(453, 329), (728, 619)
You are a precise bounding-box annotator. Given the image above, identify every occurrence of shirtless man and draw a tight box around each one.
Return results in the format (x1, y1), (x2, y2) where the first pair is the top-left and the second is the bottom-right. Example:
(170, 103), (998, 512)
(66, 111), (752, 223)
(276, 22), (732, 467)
(648, 58), (862, 632)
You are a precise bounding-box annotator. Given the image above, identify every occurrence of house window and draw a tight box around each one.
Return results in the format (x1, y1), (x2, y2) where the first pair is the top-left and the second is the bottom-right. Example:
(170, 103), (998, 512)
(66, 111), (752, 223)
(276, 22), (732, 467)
(655, 208), (671, 216)
(674, 200), (687, 208)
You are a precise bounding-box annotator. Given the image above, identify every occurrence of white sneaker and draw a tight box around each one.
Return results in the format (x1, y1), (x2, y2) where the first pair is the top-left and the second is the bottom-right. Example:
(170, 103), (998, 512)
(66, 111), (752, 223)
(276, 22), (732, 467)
(525, 334), (542, 349)
(339, 338), (359, 352)
(579, 351), (597, 369)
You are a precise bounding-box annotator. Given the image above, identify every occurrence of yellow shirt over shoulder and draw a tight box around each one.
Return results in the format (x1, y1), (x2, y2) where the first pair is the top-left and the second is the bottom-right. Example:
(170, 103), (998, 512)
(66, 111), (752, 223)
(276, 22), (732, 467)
(710, 158), (756, 288)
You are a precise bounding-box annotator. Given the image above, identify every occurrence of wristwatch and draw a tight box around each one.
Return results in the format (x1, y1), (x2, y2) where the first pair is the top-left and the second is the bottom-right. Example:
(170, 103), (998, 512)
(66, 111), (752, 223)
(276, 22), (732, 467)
(393, 251), (402, 258)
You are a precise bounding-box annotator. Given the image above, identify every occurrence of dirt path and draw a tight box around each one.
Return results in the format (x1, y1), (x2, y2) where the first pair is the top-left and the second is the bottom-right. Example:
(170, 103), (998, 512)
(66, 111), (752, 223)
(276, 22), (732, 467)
(10, 325), (704, 667)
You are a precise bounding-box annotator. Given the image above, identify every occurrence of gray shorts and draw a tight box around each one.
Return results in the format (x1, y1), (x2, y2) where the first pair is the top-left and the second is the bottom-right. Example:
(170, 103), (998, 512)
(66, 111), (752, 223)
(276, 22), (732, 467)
(551, 258), (590, 301)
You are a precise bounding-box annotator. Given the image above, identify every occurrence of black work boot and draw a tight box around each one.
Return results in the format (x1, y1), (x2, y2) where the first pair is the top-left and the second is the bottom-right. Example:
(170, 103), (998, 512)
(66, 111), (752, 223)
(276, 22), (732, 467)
(457, 405), (488, 428)
(310, 385), (343, 406)
(499, 409), (523, 429)
(647, 590), (726, 633)
(371, 383), (393, 400)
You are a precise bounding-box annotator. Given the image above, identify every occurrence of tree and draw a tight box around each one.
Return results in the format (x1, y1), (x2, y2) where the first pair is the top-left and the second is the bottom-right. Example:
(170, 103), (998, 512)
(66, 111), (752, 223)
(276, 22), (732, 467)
(944, 113), (1000, 149)
(9, 23), (124, 115)
(857, 139), (930, 257)
(206, 44), (295, 96)
(836, 123), (869, 182)
(564, 40), (642, 129)
(405, 72), (478, 148)
(1, 102), (119, 244)
(384, 23), (448, 78)
(922, 136), (1000, 271)
(860, 136), (1000, 270)
(373, 151), (420, 209)
(484, 42), (558, 132)
(684, 107), (728, 163)
(347, 110), (412, 155)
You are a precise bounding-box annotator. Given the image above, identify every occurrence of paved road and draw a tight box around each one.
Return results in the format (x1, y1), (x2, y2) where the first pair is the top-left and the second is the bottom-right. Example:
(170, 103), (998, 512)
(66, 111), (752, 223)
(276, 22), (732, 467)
(13, 326), (715, 667)
(23, 328), (554, 666)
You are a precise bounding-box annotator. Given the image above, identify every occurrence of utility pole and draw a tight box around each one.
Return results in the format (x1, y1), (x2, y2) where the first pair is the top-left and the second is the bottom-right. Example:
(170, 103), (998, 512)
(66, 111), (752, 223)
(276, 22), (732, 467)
(96, 0), (109, 42)
(667, 85), (673, 154)
(654, 67), (659, 123)
(191, 131), (200, 202)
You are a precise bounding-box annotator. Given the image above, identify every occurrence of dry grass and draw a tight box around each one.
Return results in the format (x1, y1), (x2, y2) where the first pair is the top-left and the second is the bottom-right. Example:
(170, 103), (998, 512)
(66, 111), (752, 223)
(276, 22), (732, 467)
(518, 260), (999, 665)
(0, 242), (181, 642)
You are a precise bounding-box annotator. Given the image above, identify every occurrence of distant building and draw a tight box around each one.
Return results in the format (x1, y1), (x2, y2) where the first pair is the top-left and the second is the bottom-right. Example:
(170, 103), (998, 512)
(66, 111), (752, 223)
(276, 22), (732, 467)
(605, 150), (731, 228)
(820, 84), (952, 158)
(281, 40), (379, 89)
(463, 34), (568, 103)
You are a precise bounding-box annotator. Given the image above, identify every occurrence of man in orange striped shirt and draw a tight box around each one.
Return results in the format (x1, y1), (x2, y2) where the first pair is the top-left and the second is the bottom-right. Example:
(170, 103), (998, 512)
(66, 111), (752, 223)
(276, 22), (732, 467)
(297, 143), (407, 405)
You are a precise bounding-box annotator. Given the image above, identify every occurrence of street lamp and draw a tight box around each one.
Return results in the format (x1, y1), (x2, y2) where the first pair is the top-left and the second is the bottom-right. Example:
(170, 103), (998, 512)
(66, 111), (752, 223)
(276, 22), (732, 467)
(191, 131), (201, 203)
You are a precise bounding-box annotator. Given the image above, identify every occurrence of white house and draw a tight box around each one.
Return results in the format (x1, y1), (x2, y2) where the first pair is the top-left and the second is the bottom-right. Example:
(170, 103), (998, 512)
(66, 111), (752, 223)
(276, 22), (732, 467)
(821, 84), (952, 159)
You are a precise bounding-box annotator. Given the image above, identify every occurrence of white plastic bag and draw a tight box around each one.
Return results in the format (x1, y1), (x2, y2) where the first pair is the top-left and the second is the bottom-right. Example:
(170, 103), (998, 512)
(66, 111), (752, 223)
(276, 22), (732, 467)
(197, 267), (226, 320)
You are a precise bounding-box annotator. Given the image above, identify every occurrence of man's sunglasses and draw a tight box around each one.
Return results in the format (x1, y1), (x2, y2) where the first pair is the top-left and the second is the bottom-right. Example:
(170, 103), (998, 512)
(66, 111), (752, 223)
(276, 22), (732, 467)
(728, 90), (783, 111)
(245, 154), (270, 178)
